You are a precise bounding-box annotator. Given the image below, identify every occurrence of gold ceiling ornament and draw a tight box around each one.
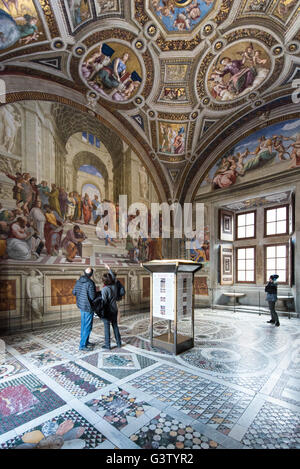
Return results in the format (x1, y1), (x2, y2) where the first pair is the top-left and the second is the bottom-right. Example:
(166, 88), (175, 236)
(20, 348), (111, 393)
(174, 0), (194, 6)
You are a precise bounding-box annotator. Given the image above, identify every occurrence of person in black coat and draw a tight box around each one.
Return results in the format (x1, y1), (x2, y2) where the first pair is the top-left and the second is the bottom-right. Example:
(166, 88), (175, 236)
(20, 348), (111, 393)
(73, 267), (97, 350)
(265, 274), (280, 327)
(101, 266), (122, 350)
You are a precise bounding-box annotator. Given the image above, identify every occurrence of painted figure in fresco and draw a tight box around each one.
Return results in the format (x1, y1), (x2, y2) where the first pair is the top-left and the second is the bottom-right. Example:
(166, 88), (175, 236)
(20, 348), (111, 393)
(67, 0), (89, 26)
(0, 104), (21, 153)
(20, 172), (33, 215)
(288, 133), (300, 168)
(277, 0), (297, 17)
(94, 52), (129, 90)
(186, 0), (201, 20)
(173, 127), (185, 154)
(30, 200), (46, 241)
(214, 56), (257, 96)
(66, 191), (76, 221)
(62, 225), (87, 262)
(26, 269), (44, 319)
(6, 216), (35, 260)
(272, 135), (291, 161)
(59, 187), (68, 220)
(82, 44), (111, 79)
(212, 155), (238, 189)
(243, 136), (276, 172)
(208, 72), (230, 100)
(0, 9), (40, 50)
(48, 184), (62, 218)
(173, 12), (190, 30)
(238, 43), (267, 67)
(73, 192), (82, 221)
(91, 194), (100, 222)
(5, 171), (23, 205)
(112, 79), (140, 101)
(155, 0), (175, 18)
(44, 205), (63, 256)
(82, 193), (92, 224)
(95, 0), (117, 14)
(37, 180), (50, 208)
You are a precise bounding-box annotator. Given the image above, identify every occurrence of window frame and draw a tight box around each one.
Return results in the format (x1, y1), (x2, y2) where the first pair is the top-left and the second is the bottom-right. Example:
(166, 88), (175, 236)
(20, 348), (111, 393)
(264, 242), (289, 285)
(264, 204), (289, 238)
(235, 245), (256, 284)
(235, 210), (257, 241)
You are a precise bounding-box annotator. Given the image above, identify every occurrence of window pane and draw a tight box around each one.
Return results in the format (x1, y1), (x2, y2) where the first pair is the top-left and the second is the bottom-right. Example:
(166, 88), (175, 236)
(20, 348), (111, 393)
(246, 248), (254, 259)
(238, 214), (246, 226)
(246, 226), (254, 238)
(266, 270), (273, 280)
(277, 270), (286, 282)
(267, 259), (276, 271)
(238, 260), (246, 270)
(238, 227), (246, 239)
(267, 246), (276, 257)
(267, 222), (276, 235)
(246, 260), (254, 270)
(276, 220), (287, 234)
(267, 209), (276, 222)
(238, 249), (245, 259)
(238, 271), (245, 281)
(276, 245), (287, 257)
(277, 207), (287, 221)
(276, 258), (286, 270)
(246, 271), (254, 282)
(246, 212), (254, 225)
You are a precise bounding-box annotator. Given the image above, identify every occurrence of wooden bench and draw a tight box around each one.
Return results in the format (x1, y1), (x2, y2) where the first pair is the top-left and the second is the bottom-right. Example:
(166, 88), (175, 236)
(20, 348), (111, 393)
(223, 292), (246, 306)
(277, 296), (294, 311)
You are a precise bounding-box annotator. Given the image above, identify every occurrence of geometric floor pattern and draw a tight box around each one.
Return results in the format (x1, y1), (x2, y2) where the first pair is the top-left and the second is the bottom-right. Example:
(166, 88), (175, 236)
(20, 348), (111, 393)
(0, 309), (299, 449)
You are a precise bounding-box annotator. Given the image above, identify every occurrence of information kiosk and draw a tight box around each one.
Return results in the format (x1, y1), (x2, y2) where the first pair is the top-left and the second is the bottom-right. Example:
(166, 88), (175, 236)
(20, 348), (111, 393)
(142, 260), (202, 355)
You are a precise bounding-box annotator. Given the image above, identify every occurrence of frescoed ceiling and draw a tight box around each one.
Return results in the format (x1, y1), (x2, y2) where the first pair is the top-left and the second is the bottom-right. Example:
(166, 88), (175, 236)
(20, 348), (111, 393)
(0, 0), (299, 203)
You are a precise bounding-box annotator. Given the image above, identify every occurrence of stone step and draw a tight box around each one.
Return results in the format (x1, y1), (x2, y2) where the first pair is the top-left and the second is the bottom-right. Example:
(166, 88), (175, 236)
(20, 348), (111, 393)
(213, 304), (298, 318)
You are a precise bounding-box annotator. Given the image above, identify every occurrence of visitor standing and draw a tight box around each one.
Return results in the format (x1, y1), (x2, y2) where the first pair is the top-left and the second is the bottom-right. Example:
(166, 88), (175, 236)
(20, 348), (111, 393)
(73, 267), (97, 350)
(265, 274), (280, 327)
(101, 265), (122, 350)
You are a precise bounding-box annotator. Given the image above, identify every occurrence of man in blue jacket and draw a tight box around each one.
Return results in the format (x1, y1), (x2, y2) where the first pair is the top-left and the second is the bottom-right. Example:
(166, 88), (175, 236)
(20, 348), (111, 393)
(73, 267), (97, 350)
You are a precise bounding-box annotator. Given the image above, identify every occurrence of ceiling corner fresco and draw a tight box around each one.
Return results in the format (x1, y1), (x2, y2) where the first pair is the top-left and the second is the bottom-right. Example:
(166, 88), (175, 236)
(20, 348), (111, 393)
(0, 0), (299, 203)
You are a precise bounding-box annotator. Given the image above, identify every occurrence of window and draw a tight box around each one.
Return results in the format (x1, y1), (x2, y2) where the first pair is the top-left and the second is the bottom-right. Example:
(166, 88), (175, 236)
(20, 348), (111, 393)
(265, 244), (288, 283)
(236, 211), (256, 239)
(265, 205), (288, 236)
(236, 247), (256, 283)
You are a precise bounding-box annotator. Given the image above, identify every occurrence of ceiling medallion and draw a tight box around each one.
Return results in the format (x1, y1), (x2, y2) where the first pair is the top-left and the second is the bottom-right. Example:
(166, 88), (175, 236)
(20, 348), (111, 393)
(147, 25), (157, 36)
(273, 46), (282, 56)
(203, 24), (213, 35)
(288, 44), (297, 52)
(135, 40), (144, 50)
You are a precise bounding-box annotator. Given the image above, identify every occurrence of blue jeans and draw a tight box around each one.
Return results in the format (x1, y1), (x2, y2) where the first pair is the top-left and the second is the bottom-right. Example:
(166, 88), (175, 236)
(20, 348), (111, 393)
(79, 310), (94, 349)
(102, 317), (121, 348)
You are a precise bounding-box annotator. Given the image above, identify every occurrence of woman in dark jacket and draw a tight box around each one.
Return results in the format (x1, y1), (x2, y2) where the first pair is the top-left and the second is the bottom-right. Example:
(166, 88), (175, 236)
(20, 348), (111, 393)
(101, 267), (122, 350)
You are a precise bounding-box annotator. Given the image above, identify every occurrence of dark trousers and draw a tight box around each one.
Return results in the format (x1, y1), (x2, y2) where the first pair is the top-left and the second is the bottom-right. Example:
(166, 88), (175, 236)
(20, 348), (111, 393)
(268, 301), (279, 323)
(102, 317), (121, 348)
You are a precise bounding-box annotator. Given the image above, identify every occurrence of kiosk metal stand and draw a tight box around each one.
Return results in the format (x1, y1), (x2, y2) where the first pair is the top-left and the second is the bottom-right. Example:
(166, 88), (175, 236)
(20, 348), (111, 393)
(143, 260), (202, 355)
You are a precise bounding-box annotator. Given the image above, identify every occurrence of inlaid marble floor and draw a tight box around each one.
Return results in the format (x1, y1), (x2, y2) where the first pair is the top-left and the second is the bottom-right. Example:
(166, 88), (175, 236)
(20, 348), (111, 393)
(0, 310), (299, 449)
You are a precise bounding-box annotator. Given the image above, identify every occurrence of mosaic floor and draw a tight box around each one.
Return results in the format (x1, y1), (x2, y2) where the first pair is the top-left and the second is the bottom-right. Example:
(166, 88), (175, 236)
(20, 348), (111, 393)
(0, 309), (299, 450)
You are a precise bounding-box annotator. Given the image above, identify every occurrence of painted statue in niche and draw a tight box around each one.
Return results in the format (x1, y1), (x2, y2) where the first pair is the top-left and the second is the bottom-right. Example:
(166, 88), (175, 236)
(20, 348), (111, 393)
(26, 269), (44, 318)
(0, 0), (44, 51)
(65, 0), (91, 28)
(81, 42), (142, 102)
(151, 0), (215, 32)
(94, 0), (119, 15)
(202, 119), (300, 190)
(158, 122), (186, 155)
(0, 105), (21, 153)
(207, 42), (270, 102)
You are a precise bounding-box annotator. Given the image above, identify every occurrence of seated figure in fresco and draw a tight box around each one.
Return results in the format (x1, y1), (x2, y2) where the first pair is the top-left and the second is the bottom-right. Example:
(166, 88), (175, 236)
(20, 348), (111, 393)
(213, 56), (257, 97)
(288, 133), (300, 168)
(6, 216), (36, 261)
(44, 205), (63, 256)
(243, 135), (277, 172)
(212, 155), (238, 189)
(94, 52), (129, 90)
(62, 224), (87, 263)
(0, 8), (40, 50)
